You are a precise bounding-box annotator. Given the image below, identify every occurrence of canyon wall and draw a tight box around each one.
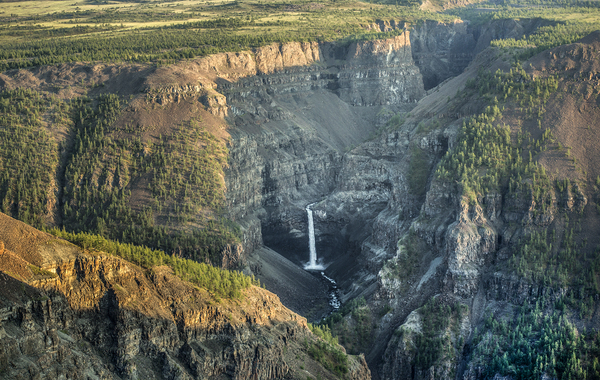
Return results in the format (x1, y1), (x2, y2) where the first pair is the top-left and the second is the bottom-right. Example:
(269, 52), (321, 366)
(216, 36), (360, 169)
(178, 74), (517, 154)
(219, 18), (596, 380)
(220, 16), (560, 279)
(218, 20), (492, 316)
(223, 31), (425, 269)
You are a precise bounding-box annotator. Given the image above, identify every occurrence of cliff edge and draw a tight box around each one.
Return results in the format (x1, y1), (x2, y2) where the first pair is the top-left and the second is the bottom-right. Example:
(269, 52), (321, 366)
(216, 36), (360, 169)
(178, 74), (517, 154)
(0, 212), (370, 380)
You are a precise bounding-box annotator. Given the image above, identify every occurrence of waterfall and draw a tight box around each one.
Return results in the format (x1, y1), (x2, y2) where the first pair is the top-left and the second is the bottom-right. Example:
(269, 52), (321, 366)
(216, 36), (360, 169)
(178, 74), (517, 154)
(303, 203), (340, 311)
(304, 203), (324, 270)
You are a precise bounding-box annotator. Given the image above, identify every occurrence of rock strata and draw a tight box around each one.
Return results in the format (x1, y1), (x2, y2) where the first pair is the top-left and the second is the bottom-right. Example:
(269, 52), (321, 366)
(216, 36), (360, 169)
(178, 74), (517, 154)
(0, 213), (370, 380)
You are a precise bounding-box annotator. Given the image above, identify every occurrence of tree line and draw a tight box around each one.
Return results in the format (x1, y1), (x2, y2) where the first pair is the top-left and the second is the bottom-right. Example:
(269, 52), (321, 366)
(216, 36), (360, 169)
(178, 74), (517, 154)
(47, 227), (257, 300)
(472, 297), (600, 379)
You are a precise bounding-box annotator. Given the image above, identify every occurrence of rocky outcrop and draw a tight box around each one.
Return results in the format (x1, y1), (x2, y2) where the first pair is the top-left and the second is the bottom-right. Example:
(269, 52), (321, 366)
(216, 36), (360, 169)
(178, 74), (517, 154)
(254, 42), (321, 75)
(443, 201), (497, 298)
(0, 255), (304, 380)
(221, 31), (424, 118)
(0, 213), (370, 380)
(410, 20), (477, 90)
(318, 135), (412, 294)
(363, 18), (487, 90)
(337, 33), (424, 106)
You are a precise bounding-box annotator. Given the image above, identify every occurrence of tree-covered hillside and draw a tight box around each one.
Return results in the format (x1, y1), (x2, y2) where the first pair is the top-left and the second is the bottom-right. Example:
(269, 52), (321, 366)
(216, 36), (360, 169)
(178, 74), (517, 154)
(0, 84), (239, 264)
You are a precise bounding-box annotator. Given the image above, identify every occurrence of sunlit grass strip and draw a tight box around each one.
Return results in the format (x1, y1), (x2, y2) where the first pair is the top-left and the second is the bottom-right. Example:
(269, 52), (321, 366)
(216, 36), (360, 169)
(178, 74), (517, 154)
(0, 1), (457, 70)
(491, 22), (600, 60)
(47, 227), (258, 300)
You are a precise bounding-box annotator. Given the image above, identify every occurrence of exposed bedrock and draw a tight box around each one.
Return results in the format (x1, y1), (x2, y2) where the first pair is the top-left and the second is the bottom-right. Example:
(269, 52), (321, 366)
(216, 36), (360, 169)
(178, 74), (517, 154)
(223, 18), (539, 296)
(410, 19), (477, 90)
(410, 18), (554, 90)
(0, 214), (371, 380)
(221, 33), (424, 110)
(220, 17), (562, 378)
(223, 33), (426, 279)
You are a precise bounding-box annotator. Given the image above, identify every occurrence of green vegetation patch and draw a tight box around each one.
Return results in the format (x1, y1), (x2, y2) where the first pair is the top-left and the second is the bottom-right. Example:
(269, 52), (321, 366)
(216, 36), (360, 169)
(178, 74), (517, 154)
(433, 60), (600, 299)
(436, 56), (600, 326)
(317, 297), (375, 355)
(47, 228), (256, 299)
(510, 221), (600, 310)
(471, 298), (600, 380)
(148, 119), (228, 213)
(0, 88), (239, 264)
(61, 93), (238, 264)
(307, 324), (349, 378)
(28, 264), (58, 279)
(413, 298), (466, 370)
(491, 22), (599, 60)
(383, 231), (424, 290)
(0, 88), (62, 227)
(437, 65), (558, 207)
(319, 296), (375, 355)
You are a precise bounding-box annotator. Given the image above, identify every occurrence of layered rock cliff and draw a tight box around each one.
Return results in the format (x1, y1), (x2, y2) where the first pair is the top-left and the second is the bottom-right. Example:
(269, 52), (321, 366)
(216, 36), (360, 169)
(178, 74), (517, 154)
(222, 32), (425, 270)
(0, 212), (370, 379)
(220, 17), (572, 329)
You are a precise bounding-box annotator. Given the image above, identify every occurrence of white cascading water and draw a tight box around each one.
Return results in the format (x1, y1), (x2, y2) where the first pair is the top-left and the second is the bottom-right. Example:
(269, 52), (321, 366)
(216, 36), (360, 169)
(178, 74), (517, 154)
(303, 203), (340, 311)
(304, 203), (324, 270)
(322, 272), (341, 310)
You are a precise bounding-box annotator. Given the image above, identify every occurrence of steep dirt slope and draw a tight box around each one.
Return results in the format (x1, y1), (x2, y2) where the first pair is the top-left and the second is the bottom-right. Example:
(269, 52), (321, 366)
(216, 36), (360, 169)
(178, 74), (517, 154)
(528, 31), (600, 183)
(0, 212), (370, 379)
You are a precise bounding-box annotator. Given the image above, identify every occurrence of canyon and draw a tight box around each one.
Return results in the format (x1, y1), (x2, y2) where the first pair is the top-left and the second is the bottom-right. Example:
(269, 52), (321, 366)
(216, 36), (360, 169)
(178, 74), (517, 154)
(219, 19), (600, 379)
